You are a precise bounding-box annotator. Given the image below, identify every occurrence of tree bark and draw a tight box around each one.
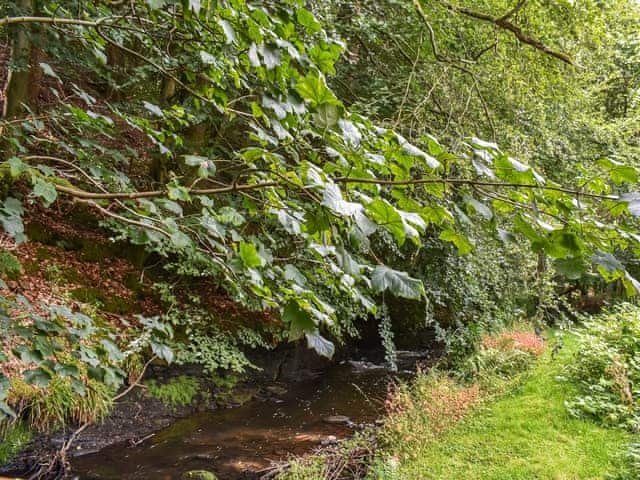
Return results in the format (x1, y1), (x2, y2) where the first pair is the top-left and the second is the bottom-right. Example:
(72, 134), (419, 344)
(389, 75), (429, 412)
(3, 0), (34, 118)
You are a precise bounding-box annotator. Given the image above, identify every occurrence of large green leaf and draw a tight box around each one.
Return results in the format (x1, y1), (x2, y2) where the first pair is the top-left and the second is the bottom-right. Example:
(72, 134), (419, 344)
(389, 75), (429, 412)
(371, 266), (424, 300)
(239, 242), (264, 268)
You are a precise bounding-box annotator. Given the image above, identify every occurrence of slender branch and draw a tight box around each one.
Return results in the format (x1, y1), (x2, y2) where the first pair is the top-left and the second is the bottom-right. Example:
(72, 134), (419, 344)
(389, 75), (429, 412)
(0, 16), (104, 28)
(436, 0), (575, 66)
(413, 0), (496, 140)
(498, 0), (528, 21)
(48, 172), (619, 202)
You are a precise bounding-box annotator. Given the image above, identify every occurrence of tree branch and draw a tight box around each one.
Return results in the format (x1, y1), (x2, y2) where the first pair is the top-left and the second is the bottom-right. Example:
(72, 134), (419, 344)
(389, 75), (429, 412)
(436, 0), (575, 66)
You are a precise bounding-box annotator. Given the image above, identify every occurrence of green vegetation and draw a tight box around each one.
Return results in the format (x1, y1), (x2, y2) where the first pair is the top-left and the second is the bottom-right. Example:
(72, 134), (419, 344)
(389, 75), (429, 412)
(371, 334), (632, 479)
(0, 422), (31, 466)
(7, 377), (113, 432)
(565, 303), (640, 431)
(146, 376), (200, 409)
(0, 0), (640, 476)
(0, 250), (21, 280)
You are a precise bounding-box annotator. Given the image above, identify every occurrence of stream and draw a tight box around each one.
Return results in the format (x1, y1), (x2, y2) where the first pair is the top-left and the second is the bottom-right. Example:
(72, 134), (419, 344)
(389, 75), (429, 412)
(71, 350), (434, 480)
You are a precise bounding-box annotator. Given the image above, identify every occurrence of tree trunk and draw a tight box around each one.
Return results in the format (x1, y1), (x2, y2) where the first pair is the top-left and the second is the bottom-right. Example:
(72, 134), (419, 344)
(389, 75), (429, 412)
(3, 0), (34, 118)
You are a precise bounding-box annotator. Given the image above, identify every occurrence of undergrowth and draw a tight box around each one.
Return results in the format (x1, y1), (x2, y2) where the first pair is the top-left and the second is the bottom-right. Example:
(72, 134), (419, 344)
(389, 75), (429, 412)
(146, 375), (200, 409)
(0, 421), (31, 465)
(7, 377), (113, 432)
(564, 303), (640, 431)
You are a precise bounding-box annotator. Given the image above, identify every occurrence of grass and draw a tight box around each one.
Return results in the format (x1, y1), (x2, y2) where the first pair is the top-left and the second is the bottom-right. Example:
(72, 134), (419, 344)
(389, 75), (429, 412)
(0, 422), (32, 465)
(372, 333), (632, 480)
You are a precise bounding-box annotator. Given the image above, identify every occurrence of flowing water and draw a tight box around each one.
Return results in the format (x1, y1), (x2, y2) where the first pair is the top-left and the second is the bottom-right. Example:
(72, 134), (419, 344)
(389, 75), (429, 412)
(72, 351), (433, 480)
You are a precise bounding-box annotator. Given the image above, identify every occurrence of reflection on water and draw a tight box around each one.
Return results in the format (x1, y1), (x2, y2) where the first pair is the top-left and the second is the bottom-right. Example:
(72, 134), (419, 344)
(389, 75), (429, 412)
(73, 353), (431, 480)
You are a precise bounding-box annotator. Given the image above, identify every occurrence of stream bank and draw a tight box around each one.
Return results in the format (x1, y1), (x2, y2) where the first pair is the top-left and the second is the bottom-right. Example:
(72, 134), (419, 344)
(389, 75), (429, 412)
(2, 338), (440, 479)
(71, 349), (437, 480)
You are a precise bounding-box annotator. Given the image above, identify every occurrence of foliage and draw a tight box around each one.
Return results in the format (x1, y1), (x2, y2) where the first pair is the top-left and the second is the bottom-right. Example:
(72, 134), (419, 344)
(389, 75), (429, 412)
(0, 250), (22, 280)
(0, 0), (639, 376)
(7, 377), (113, 432)
(146, 375), (200, 409)
(454, 330), (543, 383)
(0, 285), (173, 422)
(564, 303), (640, 431)
(0, 421), (31, 466)
(158, 293), (270, 374)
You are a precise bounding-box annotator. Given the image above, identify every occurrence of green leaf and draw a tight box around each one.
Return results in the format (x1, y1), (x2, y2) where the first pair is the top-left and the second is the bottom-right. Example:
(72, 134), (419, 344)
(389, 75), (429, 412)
(218, 19), (236, 44)
(610, 166), (638, 184)
(554, 257), (588, 280)
(151, 341), (174, 363)
(296, 73), (338, 107)
(466, 196), (493, 220)
(239, 242), (264, 268)
(167, 184), (190, 201)
(313, 103), (340, 129)
(24, 368), (52, 388)
(283, 301), (315, 340)
(439, 228), (473, 255)
(371, 266), (424, 300)
(33, 179), (57, 207)
(297, 8), (322, 34)
(366, 199), (405, 245)
(12, 345), (43, 364)
(593, 251), (624, 273)
(7, 157), (27, 177)
(143, 101), (164, 117)
(306, 332), (335, 358)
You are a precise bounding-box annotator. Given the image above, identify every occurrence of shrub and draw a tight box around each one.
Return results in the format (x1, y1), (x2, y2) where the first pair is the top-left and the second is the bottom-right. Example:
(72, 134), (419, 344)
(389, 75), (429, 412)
(564, 303), (640, 430)
(455, 330), (544, 383)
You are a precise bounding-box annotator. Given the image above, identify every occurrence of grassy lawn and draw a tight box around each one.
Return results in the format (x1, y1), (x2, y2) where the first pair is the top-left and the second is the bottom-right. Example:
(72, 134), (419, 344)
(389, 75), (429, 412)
(382, 333), (631, 480)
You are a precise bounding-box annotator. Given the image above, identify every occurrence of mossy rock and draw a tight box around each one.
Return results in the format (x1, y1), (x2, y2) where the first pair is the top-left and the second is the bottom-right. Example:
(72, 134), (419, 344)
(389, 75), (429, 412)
(180, 470), (218, 480)
(70, 287), (137, 314)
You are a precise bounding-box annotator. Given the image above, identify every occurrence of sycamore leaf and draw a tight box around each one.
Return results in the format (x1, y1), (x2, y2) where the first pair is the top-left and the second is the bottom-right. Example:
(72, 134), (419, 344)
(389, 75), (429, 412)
(239, 242), (264, 268)
(366, 199), (405, 245)
(283, 301), (315, 340)
(296, 73), (338, 106)
(593, 251), (624, 273)
(33, 179), (57, 207)
(24, 368), (52, 388)
(297, 8), (322, 34)
(371, 266), (424, 300)
(439, 228), (473, 255)
(306, 331), (335, 358)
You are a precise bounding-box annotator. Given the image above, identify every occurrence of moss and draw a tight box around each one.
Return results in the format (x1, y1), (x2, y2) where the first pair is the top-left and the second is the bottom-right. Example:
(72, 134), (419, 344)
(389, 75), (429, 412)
(123, 272), (145, 297)
(0, 422), (32, 465)
(181, 471), (218, 480)
(0, 251), (22, 280)
(24, 222), (57, 245)
(70, 287), (137, 314)
(146, 376), (200, 409)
